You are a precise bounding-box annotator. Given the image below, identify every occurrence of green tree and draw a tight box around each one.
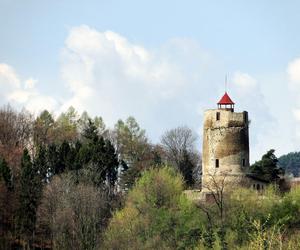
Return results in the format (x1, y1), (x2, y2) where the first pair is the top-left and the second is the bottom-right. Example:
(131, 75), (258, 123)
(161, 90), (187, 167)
(161, 126), (200, 187)
(249, 149), (284, 183)
(179, 149), (195, 187)
(17, 149), (42, 247)
(104, 167), (204, 249)
(278, 151), (300, 177)
(54, 106), (79, 143)
(34, 110), (55, 146)
(0, 157), (12, 190)
(34, 145), (48, 182)
(114, 117), (151, 189)
(79, 112), (107, 135)
(78, 120), (119, 189)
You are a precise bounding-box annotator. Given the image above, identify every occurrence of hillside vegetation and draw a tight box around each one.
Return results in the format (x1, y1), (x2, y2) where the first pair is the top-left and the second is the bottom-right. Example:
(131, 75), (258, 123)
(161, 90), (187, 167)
(104, 167), (300, 249)
(278, 152), (300, 177)
(0, 104), (300, 249)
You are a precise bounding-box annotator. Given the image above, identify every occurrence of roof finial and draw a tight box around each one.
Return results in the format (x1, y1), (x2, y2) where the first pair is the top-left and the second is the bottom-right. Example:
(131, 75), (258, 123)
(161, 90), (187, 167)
(225, 74), (228, 93)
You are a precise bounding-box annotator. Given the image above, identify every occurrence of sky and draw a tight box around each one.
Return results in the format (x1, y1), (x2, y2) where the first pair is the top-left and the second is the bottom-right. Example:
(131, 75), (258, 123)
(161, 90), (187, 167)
(0, 0), (300, 162)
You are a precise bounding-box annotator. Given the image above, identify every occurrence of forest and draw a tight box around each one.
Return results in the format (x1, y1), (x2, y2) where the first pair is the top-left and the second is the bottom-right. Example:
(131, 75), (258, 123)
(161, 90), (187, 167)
(278, 152), (300, 177)
(0, 104), (300, 250)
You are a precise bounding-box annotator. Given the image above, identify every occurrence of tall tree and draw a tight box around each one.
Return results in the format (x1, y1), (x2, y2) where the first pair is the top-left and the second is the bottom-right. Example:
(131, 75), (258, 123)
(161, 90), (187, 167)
(161, 126), (200, 186)
(33, 110), (55, 146)
(33, 146), (48, 182)
(0, 105), (33, 176)
(54, 106), (79, 143)
(0, 158), (12, 190)
(104, 167), (203, 249)
(37, 175), (112, 250)
(79, 120), (119, 189)
(249, 149), (284, 183)
(17, 149), (42, 247)
(113, 117), (151, 189)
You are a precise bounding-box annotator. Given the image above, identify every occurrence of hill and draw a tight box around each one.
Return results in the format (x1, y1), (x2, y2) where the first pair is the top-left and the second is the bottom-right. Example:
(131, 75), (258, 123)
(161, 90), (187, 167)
(278, 152), (300, 177)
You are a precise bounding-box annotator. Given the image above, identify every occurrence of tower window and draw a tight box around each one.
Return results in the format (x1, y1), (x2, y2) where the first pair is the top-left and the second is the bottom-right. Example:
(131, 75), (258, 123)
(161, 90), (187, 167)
(244, 112), (248, 123)
(215, 159), (219, 168)
(216, 112), (220, 121)
(242, 159), (246, 167)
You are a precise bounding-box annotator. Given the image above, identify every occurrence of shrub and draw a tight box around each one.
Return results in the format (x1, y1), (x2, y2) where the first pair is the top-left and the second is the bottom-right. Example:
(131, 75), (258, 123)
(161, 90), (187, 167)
(103, 166), (204, 249)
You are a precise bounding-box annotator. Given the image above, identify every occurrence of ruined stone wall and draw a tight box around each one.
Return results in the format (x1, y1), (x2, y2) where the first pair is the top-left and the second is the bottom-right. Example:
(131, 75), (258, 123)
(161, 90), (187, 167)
(202, 109), (249, 192)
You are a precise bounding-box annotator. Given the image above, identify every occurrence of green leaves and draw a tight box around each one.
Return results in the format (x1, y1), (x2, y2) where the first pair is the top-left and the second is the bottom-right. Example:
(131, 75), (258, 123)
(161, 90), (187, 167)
(104, 167), (204, 249)
(0, 157), (12, 190)
(17, 149), (43, 242)
(249, 149), (283, 183)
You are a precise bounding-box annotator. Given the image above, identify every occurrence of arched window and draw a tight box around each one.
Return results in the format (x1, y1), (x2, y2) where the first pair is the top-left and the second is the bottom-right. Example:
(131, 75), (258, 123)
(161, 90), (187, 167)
(256, 184), (260, 191)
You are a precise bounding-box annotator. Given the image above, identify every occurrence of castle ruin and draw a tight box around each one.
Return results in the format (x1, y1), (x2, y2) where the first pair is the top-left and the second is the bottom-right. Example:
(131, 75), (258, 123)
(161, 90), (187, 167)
(201, 92), (265, 198)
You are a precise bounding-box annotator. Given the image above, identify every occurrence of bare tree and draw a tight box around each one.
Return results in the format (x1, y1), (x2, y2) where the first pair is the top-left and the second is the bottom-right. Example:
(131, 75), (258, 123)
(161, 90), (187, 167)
(202, 170), (230, 222)
(199, 170), (237, 250)
(37, 174), (110, 250)
(0, 105), (33, 148)
(0, 105), (33, 177)
(161, 126), (200, 186)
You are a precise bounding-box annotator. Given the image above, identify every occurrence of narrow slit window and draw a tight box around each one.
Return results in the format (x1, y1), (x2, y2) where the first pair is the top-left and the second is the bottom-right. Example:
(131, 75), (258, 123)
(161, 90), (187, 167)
(244, 112), (248, 123)
(216, 112), (220, 121)
(215, 159), (219, 168)
(242, 159), (246, 167)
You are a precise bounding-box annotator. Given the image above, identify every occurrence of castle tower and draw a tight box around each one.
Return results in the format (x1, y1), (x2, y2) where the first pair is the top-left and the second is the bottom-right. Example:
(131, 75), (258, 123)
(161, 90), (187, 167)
(201, 92), (249, 193)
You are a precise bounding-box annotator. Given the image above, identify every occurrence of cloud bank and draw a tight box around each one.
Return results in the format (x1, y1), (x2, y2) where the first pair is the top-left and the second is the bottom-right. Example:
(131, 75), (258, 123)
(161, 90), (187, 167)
(0, 63), (57, 114)
(0, 25), (299, 161)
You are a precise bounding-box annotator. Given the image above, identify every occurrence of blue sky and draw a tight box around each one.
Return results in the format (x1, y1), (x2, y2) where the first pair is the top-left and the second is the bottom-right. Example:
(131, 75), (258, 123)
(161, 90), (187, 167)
(0, 0), (300, 161)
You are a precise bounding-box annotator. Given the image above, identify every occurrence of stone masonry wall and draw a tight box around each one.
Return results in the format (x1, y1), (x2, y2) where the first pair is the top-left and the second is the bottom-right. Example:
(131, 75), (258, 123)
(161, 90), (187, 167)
(202, 109), (249, 192)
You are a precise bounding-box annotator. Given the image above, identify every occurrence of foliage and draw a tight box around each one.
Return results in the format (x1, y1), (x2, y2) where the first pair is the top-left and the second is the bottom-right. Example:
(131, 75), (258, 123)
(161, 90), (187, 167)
(33, 110), (55, 145)
(114, 117), (153, 189)
(17, 149), (43, 246)
(278, 151), (300, 177)
(78, 119), (119, 189)
(4, 104), (300, 249)
(161, 126), (200, 187)
(249, 149), (284, 183)
(0, 157), (12, 190)
(37, 174), (112, 250)
(104, 167), (204, 249)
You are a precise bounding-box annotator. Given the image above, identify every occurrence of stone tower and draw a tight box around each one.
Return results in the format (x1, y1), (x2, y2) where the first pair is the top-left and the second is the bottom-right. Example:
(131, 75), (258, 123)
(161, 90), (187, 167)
(201, 92), (249, 193)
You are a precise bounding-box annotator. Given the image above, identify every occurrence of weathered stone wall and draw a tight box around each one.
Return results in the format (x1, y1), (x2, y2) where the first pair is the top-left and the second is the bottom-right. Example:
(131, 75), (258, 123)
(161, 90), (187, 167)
(202, 109), (249, 192)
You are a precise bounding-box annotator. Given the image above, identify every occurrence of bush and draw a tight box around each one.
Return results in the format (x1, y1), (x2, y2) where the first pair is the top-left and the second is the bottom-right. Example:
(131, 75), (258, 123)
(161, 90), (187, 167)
(103, 167), (205, 249)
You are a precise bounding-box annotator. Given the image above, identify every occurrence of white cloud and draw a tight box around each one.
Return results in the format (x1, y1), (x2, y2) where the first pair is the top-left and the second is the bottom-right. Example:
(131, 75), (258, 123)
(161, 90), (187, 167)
(287, 57), (300, 139)
(287, 58), (300, 87)
(232, 71), (257, 90)
(0, 26), (290, 162)
(60, 25), (192, 122)
(0, 63), (20, 88)
(24, 78), (37, 89)
(60, 26), (277, 161)
(294, 109), (300, 121)
(230, 71), (277, 160)
(0, 63), (57, 114)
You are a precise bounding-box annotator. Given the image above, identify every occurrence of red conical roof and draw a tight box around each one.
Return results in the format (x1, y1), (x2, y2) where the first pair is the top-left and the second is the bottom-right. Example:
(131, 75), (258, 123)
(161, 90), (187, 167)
(217, 92), (235, 105)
